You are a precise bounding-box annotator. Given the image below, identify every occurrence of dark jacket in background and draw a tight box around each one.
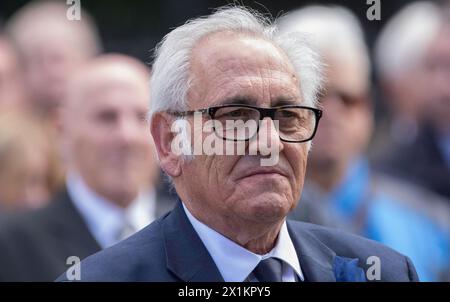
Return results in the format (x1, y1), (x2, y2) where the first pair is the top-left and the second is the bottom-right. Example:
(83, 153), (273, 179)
(376, 124), (450, 199)
(0, 188), (175, 281)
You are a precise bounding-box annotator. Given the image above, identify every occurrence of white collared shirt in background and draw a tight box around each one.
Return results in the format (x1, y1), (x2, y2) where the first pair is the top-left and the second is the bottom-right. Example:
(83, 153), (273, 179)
(183, 203), (304, 282)
(66, 171), (156, 248)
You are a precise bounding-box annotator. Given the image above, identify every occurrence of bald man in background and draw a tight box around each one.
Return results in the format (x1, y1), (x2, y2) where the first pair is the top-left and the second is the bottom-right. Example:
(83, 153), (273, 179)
(0, 54), (174, 281)
(6, 0), (101, 120)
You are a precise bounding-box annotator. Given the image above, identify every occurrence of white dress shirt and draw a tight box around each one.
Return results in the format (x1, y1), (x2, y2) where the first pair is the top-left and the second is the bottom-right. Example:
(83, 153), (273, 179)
(66, 171), (156, 249)
(183, 204), (304, 282)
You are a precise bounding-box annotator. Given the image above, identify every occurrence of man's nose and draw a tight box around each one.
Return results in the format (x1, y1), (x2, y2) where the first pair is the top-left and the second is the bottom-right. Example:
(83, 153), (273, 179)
(248, 117), (284, 155)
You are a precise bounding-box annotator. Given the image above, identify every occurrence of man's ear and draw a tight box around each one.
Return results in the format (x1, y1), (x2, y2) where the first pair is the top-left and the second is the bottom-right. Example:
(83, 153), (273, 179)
(150, 112), (182, 178)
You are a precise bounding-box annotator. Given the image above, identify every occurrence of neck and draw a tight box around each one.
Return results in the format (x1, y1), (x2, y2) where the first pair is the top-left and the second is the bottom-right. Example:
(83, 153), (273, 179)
(211, 216), (284, 255)
(240, 223), (283, 254)
(184, 200), (283, 255)
(67, 169), (137, 209)
(104, 191), (136, 209)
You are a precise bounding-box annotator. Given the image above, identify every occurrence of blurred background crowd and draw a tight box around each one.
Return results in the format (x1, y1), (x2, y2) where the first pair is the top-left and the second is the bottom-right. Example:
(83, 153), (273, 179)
(0, 0), (449, 282)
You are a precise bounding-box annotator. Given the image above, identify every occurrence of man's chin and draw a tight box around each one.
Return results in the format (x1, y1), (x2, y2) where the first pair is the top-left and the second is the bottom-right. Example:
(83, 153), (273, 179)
(100, 183), (140, 206)
(235, 174), (291, 196)
(242, 193), (292, 222)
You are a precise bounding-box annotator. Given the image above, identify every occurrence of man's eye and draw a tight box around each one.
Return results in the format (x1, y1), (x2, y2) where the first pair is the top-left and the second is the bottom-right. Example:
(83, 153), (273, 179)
(96, 111), (117, 123)
(227, 109), (246, 117)
(219, 109), (247, 119)
(278, 110), (297, 118)
(136, 112), (147, 122)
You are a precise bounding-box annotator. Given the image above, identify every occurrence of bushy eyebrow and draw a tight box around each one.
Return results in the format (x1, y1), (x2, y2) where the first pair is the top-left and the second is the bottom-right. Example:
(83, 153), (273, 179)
(217, 96), (254, 106)
(271, 97), (301, 107)
(215, 96), (301, 107)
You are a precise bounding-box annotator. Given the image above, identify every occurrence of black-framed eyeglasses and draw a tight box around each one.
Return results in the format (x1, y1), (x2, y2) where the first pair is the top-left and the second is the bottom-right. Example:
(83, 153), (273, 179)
(167, 104), (322, 143)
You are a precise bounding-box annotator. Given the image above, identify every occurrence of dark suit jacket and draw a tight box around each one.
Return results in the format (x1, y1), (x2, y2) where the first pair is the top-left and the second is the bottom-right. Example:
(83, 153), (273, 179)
(57, 201), (419, 282)
(0, 190), (100, 282)
(0, 188), (175, 282)
(376, 124), (450, 199)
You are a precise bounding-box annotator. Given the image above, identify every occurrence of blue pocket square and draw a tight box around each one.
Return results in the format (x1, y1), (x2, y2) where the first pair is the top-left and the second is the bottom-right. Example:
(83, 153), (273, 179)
(333, 256), (366, 282)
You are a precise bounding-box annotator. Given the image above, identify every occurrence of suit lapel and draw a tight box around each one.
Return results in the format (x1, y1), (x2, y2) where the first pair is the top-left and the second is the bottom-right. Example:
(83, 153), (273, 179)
(47, 190), (101, 258)
(287, 221), (336, 281)
(162, 202), (224, 282)
(287, 221), (366, 282)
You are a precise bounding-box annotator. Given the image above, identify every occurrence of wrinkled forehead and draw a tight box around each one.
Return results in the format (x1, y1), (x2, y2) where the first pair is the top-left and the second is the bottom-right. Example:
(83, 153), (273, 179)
(192, 31), (295, 76)
(189, 32), (300, 106)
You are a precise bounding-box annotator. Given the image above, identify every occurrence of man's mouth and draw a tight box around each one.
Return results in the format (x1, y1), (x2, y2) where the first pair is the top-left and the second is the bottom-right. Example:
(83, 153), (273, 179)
(237, 167), (287, 181)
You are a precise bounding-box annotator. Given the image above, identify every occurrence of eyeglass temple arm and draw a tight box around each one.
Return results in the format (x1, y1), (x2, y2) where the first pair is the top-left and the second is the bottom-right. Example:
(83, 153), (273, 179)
(167, 108), (209, 117)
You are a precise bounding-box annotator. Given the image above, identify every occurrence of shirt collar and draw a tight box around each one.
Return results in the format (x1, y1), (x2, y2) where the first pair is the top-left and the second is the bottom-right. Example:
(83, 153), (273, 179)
(66, 171), (155, 248)
(126, 188), (157, 231)
(182, 203), (304, 282)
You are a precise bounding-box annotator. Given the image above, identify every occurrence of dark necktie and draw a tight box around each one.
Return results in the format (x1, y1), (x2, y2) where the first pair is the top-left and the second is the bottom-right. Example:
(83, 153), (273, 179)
(252, 258), (283, 282)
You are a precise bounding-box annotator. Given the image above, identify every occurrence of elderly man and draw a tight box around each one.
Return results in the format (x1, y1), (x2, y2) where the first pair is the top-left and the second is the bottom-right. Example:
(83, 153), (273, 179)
(58, 7), (418, 282)
(0, 54), (174, 281)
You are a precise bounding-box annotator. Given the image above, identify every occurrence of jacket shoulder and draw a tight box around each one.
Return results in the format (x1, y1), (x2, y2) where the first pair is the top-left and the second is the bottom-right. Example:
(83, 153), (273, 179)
(288, 221), (419, 281)
(0, 191), (76, 239)
(0, 201), (61, 253)
(0, 205), (62, 281)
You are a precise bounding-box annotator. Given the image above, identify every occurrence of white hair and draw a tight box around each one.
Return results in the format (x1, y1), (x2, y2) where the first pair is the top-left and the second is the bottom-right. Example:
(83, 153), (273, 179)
(149, 5), (323, 118)
(276, 5), (371, 86)
(375, 1), (442, 80)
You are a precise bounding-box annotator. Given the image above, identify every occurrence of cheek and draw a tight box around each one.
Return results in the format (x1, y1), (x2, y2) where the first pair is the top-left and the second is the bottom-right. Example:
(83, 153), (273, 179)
(180, 157), (212, 204)
(196, 154), (229, 186)
(73, 134), (105, 168)
(214, 155), (247, 198)
(288, 146), (307, 184)
(183, 154), (240, 199)
(345, 111), (370, 149)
